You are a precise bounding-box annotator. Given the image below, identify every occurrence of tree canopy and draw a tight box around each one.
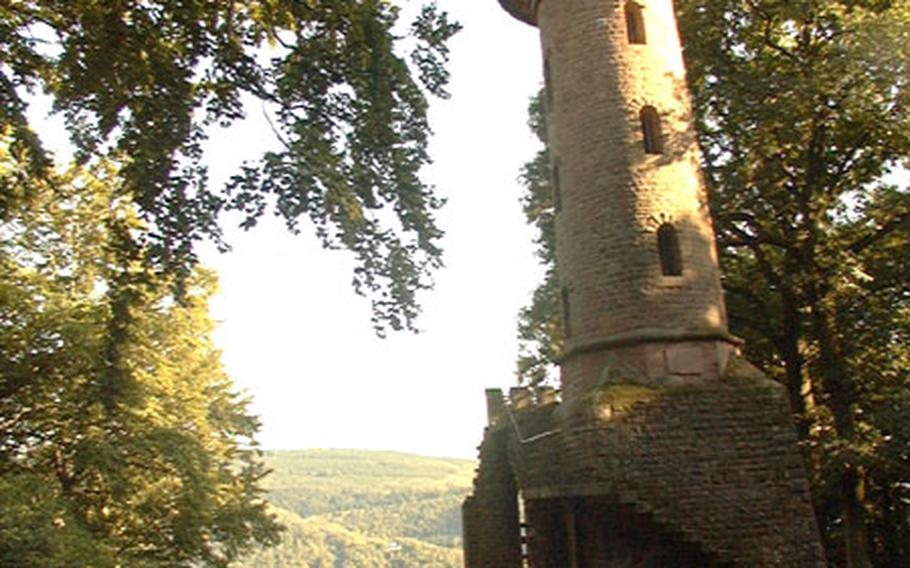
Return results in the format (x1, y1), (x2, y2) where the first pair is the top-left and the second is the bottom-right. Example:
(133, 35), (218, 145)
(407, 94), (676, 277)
(0, 145), (282, 566)
(1, 0), (459, 334)
(515, 1), (910, 565)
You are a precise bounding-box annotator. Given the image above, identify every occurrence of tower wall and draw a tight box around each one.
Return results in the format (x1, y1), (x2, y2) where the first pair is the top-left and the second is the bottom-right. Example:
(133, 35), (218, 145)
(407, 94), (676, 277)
(536, 0), (735, 396)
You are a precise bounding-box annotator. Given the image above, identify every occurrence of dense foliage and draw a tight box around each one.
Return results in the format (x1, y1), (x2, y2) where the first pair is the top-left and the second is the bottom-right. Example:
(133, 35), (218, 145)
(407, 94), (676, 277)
(677, 2), (910, 565)
(514, 1), (910, 565)
(236, 450), (473, 567)
(1, 0), (459, 334)
(0, 149), (281, 566)
(1, 1), (460, 563)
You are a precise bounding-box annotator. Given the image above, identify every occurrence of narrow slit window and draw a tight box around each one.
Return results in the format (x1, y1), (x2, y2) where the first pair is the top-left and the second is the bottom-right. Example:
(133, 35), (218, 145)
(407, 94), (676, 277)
(561, 286), (572, 338)
(640, 105), (664, 154)
(544, 56), (554, 109)
(657, 223), (683, 276)
(625, 1), (647, 45)
(552, 160), (562, 213)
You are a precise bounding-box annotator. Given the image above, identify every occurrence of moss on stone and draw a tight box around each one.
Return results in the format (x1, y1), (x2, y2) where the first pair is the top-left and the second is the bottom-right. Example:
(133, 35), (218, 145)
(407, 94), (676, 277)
(554, 383), (662, 423)
(721, 356), (781, 389)
(590, 384), (659, 410)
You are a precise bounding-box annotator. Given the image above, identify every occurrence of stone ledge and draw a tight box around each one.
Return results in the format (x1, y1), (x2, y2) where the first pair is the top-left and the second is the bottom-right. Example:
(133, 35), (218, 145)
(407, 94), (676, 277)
(562, 327), (743, 361)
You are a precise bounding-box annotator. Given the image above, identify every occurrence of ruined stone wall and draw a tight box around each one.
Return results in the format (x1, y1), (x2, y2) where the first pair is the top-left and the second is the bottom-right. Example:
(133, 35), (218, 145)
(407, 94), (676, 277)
(461, 427), (523, 568)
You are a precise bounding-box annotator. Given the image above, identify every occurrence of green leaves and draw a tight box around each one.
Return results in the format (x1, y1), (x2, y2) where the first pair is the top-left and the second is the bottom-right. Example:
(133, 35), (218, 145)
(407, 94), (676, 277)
(410, 3), (461, 99)
(221, 1), (457, 334)
(0, 152), (281, 566)
(1, 0), (460, 334)
(515, 91), (561, 386)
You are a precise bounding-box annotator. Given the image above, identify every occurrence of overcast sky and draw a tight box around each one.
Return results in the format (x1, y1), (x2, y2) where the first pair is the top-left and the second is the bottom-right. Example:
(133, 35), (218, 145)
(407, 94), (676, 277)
(199, 2), (544, 459)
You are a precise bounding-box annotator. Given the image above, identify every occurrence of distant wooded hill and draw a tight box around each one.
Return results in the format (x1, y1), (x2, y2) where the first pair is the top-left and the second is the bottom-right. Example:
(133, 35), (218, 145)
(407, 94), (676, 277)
(234, 449), (475, 567)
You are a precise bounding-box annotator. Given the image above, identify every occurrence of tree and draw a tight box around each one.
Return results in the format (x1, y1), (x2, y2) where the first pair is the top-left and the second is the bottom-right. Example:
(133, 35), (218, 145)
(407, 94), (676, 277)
(514, 91), (561, 387)
(0, 144), (282, 566)
(515, 1), (910, 565)
(1, 0), (459, 334)
(677, 2), (910, 565)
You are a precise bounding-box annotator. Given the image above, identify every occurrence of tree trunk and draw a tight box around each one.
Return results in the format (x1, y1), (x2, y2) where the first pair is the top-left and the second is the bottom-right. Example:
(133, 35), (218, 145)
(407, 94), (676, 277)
(779, 293), (810, 439)
(806, 282), (871, 568)
(843, 467), (871, 568)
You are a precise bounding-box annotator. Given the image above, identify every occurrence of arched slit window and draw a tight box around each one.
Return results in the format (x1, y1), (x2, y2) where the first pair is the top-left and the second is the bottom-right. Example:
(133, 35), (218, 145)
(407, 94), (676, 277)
(657, 223), (683, 276)
(640, 105), (663, 154)
(625, 1), (647, 45)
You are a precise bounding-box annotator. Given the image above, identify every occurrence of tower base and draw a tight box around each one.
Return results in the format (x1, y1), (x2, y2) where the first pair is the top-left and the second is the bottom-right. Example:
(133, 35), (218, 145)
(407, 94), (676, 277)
(561, 332), (741, 401)
(463, 357), (826, 567)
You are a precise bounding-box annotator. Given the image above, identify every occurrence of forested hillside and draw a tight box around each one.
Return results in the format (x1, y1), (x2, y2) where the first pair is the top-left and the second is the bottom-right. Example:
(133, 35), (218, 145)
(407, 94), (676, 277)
(235, 450), (475, 567)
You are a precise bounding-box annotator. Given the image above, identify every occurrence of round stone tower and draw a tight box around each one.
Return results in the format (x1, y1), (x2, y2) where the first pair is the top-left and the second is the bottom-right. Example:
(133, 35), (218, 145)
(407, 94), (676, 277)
(500, 0), (739, 400)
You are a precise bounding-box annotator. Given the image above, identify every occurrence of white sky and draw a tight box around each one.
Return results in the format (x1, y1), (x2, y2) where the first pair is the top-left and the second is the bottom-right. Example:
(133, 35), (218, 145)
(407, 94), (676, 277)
(199, 2), (544, 459)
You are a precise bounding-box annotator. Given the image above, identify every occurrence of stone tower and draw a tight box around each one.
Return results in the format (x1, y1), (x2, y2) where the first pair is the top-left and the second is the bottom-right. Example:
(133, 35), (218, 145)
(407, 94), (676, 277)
(462, 1), (827, 566)
(527, 0), (738, 399)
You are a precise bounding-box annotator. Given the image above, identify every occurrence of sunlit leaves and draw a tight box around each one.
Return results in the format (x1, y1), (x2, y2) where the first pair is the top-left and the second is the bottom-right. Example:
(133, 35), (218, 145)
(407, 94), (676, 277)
(0, 153), (281, 566)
